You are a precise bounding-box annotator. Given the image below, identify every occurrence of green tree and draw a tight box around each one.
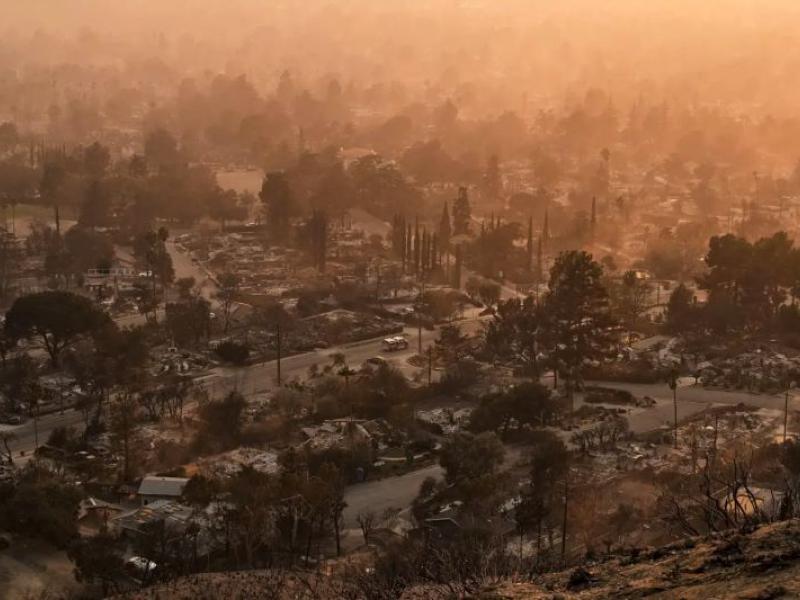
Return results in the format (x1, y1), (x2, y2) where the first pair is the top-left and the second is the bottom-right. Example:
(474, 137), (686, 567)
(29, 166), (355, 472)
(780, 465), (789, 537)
(435, 324), (468, 366)
(110, 387), (141, 481)
(208, 188), (247, 231)
(438, 201), (452, 262)
(260, 171), (294, 241)
(165, 297), (211, 347)
(516, 431), (570, 557)
(195, 391), (247, 453)
(63, 226), (114, 275)
(67, 533), (125, 596)
(79, 179), (112, 229)
(452, 186), (471, 235)
(40, 161), (67, 232)
(439, 431), (508, 512)
(611, 270), (652, 329)
(485, 296), (547, 376)
(83, 142), (110, 178)
(543, 251), (615, 402)
(144, 128), (180, 171)
(182, 474), (219, 507)
(349, 154), (421, 219)
(0, 466), (83, 547)
(5, 291), (109, 366)
(469, 382), (561, 436)
(481, 154), (502, 200)
(0, 122), (19, 149)
(665, 283), (697, 333)
(216, 272), (240, 334)
(319, 462), (347, 556)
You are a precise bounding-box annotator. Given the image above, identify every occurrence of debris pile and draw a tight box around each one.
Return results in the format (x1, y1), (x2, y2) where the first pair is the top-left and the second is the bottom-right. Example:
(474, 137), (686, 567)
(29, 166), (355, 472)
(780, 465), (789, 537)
(696, 350), (800, 392)
(416, 407), (473, 434)
(197, 447), (280, 478)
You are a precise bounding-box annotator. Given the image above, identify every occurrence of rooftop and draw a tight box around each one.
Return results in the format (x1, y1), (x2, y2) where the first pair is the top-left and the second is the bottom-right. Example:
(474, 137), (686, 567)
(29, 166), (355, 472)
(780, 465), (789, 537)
(137, 475), (189, 498)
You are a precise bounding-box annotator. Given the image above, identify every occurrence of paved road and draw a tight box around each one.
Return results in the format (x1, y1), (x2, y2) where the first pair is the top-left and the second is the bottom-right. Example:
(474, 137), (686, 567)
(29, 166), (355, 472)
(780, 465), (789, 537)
(586, 381), (799, 433)
(592, 381), (798, 411)
(2, 316), (486, 457)
(166, 240), (218, 300)
(211, 318), (484, 399)
(342, 464), (443, 528)
(2, 408), (87, 458)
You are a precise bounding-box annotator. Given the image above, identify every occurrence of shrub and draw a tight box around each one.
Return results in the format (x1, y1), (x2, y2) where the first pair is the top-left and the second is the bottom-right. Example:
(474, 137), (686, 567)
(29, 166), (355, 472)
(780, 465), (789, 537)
(584, 360), (662, 384)
(215, 340), (250, 365)
(583, 386), (637, 405)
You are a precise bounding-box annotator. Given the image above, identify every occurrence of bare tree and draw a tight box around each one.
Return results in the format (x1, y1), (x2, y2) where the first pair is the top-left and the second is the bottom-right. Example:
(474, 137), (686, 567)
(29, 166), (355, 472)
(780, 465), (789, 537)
(356, 509), (377, 545)
(0, 430), (16, 464)
(216, 272), (240, 334)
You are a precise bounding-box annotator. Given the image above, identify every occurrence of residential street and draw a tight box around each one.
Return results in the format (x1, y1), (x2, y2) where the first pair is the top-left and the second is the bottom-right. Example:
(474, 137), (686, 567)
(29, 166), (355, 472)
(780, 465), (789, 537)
(342, 464), (443, 528)
(1, 316), (486, 458)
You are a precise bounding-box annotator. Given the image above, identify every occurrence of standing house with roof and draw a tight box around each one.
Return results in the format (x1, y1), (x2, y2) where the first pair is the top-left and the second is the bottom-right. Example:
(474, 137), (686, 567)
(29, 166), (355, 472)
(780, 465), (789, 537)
(137, 475), (189, 506)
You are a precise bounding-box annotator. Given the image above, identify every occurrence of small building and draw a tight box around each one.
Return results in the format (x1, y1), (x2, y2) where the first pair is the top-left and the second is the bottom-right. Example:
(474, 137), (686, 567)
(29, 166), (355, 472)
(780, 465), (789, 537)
(113, 500), (219, 561)
(137, 475), (189, 506)
(78, 497), (125, 536)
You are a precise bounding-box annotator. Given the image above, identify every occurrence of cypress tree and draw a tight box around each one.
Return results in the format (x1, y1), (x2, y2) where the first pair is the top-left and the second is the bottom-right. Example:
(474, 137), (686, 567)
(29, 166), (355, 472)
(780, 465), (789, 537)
(414, 218), (420, 276)
(453, 245), (462, 288)
(543, 209), (550, 244)
(527, 215), (533, 272)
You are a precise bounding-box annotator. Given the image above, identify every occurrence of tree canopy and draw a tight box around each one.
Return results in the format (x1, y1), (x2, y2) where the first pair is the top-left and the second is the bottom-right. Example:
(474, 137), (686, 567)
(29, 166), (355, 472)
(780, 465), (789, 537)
(5, 291), (110, 366)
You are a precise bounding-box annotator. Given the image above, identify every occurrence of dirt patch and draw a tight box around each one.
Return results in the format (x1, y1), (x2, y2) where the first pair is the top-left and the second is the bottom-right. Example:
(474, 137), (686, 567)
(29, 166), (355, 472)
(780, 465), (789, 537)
(0, 536), (79, 599)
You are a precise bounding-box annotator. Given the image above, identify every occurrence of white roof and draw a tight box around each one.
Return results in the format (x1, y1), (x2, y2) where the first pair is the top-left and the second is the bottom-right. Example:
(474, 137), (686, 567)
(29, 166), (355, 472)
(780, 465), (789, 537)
(137, 476), (189, 497)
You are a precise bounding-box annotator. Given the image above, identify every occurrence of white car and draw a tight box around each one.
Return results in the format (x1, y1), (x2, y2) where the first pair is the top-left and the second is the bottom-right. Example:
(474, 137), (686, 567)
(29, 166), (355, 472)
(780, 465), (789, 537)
(381, 336), (409, 351)
(125, 556), (157, 578)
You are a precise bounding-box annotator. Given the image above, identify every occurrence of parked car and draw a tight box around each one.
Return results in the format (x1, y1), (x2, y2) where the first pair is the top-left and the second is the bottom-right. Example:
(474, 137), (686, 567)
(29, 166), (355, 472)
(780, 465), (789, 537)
(381, 336), (409, 351)
(0, 414), (25, 425)
(362, 356), (388, 371)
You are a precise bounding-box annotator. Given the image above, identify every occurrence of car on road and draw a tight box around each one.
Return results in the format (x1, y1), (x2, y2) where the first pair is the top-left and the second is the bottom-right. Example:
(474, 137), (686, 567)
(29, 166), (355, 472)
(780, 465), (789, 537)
(0, 414), (25, 425)
(381, 336), (409, 351)
(125, 556), (157, 580)
(362, 356), (388, 371)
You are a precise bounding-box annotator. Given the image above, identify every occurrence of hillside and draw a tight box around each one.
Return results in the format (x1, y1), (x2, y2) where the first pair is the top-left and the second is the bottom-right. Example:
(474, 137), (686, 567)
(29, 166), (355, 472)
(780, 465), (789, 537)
(114, 520), (800, 599)
(469, 520), (800, 599)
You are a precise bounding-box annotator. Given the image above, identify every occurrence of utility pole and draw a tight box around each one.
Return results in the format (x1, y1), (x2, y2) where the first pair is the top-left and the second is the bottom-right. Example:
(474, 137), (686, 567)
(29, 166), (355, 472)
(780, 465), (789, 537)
(375, 260), (381, 301)
(673, 385), (678, 449)
(784, 380), (791, 443)
(668, 368), (679, 449)
(276, 322), (282, 386)
(561, 471), (569, 565)
(33, 400), (39, 450)
(418, 276), (425, 355)
(427, 345), (433, 386)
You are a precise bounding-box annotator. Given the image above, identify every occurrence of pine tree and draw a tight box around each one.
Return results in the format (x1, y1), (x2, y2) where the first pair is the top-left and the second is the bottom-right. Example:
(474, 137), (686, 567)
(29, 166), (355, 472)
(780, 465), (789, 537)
(309, 210), (328, 272)
(482, 154), (502, 200)
(527, 216), (533, 272)
(421, 229), (429, 273)
(542, 209), (550, 244)
(438, 201), (451, 253)
(537, 237), (543, 282)
(406, 223), (413, 274)
(453, 245), (462, 288)
(413, 218), (420, 276)
(399, 216), (407, 271)
(453, 187), (471, 235)
(260, 172), (294, 242)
